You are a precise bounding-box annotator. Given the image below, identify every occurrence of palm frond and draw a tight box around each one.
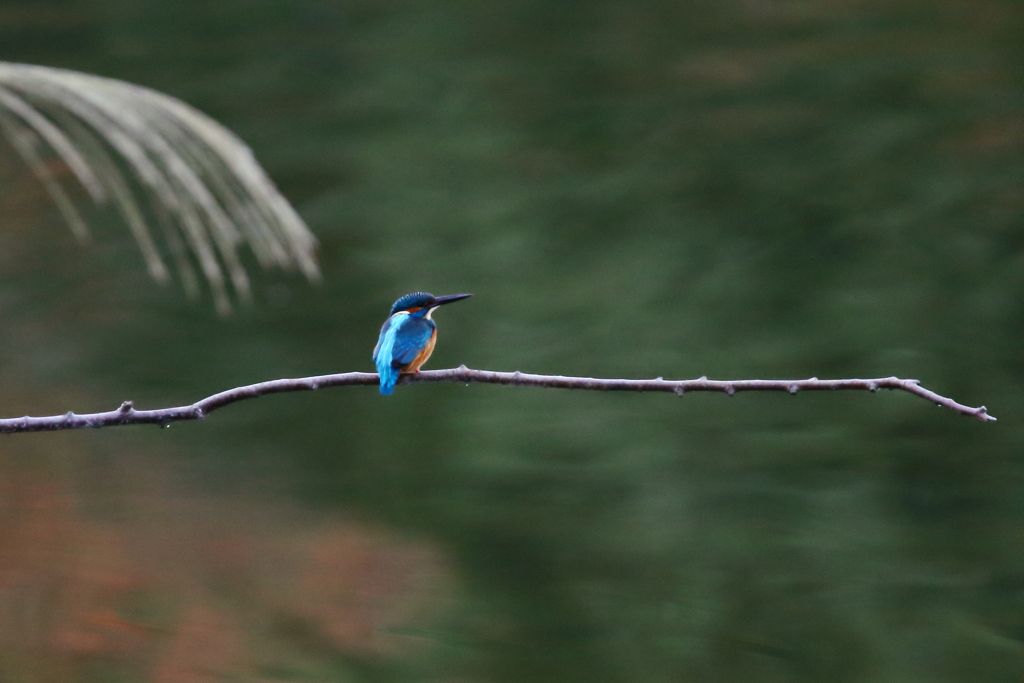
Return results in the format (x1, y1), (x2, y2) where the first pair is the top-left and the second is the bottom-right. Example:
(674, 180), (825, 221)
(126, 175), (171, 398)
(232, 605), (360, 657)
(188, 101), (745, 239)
(0, 62), (320, 314)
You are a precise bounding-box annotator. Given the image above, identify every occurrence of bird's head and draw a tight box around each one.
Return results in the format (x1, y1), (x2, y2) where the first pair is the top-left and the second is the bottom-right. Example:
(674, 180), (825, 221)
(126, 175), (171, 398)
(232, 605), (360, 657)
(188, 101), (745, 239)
(390, 291), (473, 316)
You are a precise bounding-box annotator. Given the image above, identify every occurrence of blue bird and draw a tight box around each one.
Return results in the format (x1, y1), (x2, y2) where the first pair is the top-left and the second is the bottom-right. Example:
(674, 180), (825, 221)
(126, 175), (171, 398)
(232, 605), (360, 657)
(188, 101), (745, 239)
(373, 291), (473, 395)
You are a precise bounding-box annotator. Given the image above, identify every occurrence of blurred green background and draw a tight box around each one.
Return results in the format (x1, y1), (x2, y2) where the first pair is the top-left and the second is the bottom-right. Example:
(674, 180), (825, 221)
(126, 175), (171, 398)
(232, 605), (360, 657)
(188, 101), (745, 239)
(0, 0), (1022, 681)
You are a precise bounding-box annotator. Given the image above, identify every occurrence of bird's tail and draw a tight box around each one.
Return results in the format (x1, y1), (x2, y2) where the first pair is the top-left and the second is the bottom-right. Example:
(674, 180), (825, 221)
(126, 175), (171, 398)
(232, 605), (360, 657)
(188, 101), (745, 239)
(377, 363), (399, 395)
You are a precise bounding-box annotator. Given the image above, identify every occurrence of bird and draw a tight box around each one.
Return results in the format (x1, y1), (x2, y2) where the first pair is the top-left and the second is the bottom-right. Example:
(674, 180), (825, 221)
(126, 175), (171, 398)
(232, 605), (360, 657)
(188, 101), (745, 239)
(373, 291), (473, 395)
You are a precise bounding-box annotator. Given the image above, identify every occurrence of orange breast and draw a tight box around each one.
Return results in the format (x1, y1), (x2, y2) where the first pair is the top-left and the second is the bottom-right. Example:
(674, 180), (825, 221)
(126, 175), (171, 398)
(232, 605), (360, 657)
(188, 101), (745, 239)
(404, 328), (437, 373)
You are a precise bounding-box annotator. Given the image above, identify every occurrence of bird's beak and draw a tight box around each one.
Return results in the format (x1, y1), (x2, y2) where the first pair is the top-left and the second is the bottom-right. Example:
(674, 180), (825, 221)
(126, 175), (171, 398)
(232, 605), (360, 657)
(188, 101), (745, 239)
(432, 293), (473, 307)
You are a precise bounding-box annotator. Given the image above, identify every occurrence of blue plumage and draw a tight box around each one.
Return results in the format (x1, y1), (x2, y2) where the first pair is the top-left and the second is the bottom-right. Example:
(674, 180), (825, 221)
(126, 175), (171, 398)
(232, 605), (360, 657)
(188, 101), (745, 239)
(372, 291), (472, 395)
(373, 314), (434, 394)
(373, 316), (403, 395)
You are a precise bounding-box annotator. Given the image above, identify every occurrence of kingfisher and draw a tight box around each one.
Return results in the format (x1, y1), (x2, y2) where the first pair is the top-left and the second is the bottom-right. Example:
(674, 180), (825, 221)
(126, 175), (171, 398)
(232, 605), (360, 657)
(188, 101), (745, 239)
(372, 291), (473, 395)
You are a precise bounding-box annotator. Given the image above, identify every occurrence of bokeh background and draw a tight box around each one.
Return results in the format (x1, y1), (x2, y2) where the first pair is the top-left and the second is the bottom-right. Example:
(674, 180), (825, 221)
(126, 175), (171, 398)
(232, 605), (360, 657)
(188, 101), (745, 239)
(1, 0), (1022, 681)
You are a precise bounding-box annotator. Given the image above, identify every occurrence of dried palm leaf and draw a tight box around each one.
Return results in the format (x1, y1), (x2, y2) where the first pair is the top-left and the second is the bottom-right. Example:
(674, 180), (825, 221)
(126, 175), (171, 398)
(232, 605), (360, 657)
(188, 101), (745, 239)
(0, 62), (320, 314)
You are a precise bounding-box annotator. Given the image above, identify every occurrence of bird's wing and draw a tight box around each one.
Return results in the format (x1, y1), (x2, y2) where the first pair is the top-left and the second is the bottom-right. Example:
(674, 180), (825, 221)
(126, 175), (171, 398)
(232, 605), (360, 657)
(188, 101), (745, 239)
(373, 315), (399, 363)
(389, 318), (435, 368)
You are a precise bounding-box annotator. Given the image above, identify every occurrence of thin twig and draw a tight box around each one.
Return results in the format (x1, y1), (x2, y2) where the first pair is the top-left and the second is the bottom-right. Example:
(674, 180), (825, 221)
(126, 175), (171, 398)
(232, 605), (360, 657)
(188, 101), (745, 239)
(0, 366), (995, 434)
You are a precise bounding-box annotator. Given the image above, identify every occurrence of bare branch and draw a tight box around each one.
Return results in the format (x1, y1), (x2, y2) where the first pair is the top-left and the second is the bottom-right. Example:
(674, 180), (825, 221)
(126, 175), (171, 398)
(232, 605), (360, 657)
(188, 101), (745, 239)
(0, 367), (995, 435)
